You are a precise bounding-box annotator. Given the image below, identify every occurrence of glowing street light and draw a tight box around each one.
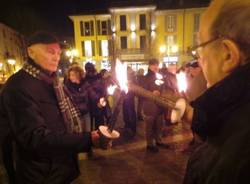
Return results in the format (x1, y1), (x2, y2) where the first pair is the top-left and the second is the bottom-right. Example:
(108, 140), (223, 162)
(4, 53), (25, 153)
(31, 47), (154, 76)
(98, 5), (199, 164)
(7, 58), (16, 73)
(65, 48), (79, 63)
(130, 24), (136, 32)
(7, 59), (16, 65)
(171, 45), (179, 53)
(159, 45), (166, 53)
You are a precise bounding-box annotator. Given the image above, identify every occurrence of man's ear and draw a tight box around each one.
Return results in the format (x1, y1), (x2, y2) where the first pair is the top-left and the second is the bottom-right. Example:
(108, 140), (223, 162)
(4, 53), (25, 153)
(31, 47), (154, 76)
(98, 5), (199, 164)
(27, 46), (35, 60)
(221, 39), (240, 73)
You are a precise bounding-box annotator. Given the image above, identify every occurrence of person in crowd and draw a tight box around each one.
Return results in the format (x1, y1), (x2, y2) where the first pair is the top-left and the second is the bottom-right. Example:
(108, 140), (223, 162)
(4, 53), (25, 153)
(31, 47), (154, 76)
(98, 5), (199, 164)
(122, 67), (137, 139)
(64, 65), (91, 132)
(185, 61), (207, 102)
(0, 31), (104, 184)
(136, 68), (145, 121)
(159, 64), (179, 125)
(182, 0), (250, 183)
(98, 69), (112, 127)
(64, 65), (102, 158)
(182, 61), (207, 153)
(84, 63), (105, 130)
(142, 59), (170, 153)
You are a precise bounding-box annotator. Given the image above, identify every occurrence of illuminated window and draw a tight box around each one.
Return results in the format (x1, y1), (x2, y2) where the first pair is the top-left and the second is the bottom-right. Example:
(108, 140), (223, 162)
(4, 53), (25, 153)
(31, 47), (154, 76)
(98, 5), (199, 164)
(165, 15), (177, 32)
(166, 35), (177, 46)
(97, 20), (111, 35)
(98, 40), (109, 57)
(194, 14), (200, 33)
(82, 40), (95, 57)
(193, 14), (200, 46)
(80, 21), (94, 36)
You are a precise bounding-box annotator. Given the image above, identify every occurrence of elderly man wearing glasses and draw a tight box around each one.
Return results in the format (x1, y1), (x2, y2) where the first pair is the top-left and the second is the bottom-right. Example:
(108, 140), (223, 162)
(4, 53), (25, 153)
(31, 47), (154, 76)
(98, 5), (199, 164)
(183, 0), (250, 183)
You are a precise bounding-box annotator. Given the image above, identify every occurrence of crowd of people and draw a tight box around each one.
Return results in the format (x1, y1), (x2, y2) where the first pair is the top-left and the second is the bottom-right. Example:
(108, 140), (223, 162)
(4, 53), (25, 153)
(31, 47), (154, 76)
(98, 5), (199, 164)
(0, 0), (250, 183)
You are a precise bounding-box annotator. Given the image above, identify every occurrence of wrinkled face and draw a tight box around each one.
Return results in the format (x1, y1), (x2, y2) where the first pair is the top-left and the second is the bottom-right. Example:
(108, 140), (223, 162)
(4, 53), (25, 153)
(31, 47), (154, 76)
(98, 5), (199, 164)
(28, 43), (61, 72)
(69, 71), (81, 84)
(198, 0), (227, 87)
(149, 64), (159, 73)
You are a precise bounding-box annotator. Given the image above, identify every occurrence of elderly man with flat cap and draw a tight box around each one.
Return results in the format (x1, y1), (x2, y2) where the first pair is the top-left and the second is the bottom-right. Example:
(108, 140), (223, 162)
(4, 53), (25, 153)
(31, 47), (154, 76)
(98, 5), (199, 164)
(0, 31), (102, 184)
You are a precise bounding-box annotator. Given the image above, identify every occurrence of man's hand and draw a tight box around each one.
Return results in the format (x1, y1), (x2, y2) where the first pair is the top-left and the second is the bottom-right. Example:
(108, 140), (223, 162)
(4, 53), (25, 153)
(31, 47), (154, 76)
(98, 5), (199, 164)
(91, 130), (113, 149)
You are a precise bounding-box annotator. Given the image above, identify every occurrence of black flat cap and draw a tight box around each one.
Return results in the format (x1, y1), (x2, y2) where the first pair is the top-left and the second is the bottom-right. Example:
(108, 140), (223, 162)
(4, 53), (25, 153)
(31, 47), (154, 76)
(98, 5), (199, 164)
(148, 58), (159, 65)
(26, 31), (59, 47)
(185, 60), (199, 68)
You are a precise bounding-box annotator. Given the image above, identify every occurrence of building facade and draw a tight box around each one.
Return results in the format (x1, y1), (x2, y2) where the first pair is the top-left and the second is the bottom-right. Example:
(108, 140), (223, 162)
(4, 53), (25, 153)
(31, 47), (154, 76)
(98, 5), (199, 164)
(0, 23), (26, 82)
(70, 4), (207, 72)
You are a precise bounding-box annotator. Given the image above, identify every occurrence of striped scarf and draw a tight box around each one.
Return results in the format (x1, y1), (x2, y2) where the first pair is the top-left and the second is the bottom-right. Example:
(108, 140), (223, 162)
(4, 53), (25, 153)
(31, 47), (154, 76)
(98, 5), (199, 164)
(22, 62), (83, 134)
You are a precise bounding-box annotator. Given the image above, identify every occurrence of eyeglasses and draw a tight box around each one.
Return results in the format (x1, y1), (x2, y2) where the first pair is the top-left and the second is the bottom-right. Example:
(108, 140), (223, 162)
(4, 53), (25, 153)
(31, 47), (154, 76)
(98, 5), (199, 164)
(191, 37), (222, 59)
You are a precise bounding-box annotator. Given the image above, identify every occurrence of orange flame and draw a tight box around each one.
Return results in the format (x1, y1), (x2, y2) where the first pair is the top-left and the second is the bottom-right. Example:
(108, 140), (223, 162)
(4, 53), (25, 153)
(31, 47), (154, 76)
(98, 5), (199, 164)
(155, 73), (164, 86)
(115, 59), (128, 93)
(107, 85), (117, 95)
(176, 71), (187, 93)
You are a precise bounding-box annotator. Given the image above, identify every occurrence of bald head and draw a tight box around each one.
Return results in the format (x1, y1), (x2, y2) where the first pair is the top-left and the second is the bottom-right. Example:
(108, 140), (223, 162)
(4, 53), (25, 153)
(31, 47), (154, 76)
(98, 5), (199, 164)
(200, 0), (250, 63)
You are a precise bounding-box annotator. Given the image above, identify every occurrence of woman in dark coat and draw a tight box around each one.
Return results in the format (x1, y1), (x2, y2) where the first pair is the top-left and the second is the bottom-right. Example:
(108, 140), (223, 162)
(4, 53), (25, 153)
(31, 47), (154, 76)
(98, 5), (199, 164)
(64, 65), (91, 132)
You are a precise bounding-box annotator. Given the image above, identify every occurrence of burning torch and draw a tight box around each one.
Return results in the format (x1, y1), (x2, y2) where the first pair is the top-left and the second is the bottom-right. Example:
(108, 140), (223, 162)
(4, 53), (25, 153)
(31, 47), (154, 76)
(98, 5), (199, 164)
(98, 59), (128, 141)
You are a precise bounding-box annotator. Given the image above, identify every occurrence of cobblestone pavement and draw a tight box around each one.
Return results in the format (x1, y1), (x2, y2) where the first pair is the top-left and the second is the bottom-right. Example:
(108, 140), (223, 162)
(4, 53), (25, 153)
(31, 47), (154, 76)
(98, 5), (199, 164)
(73, 120), (193, 184)
(0, 117), (194, 184)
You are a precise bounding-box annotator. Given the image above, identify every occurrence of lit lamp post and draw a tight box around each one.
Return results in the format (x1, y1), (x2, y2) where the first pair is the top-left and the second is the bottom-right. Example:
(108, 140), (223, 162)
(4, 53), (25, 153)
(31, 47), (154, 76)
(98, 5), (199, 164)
(170, 45), (178, 72)
(65, 49), (79, 63)
(159, 45), (166, 64)
(0, 62), (3, 70)
(0, 62), (4, 82)
(7, 58), (16, 73)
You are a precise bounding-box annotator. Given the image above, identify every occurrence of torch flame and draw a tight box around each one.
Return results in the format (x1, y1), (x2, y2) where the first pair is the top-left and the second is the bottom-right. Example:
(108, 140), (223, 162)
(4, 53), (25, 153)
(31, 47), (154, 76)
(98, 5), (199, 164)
(156, 73), (163, 80)
(107, 85), (117, 95)
(155, 73), (164, 86)
(176, 71), (187, 93)
(115, 59), (128, 93)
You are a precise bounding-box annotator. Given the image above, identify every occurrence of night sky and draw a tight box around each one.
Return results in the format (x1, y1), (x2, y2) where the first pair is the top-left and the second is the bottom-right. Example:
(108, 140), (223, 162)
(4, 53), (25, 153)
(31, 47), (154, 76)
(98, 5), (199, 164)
(0, 0), (210, 38)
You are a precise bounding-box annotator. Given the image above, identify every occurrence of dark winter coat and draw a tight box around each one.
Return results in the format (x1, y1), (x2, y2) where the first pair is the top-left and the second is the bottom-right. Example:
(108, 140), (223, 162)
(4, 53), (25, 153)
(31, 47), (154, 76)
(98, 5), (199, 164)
(64, 78), (90, 116)
(0, 66), (92, 184)
(142, 69), (164, 116)
(184, 60), (250, 184)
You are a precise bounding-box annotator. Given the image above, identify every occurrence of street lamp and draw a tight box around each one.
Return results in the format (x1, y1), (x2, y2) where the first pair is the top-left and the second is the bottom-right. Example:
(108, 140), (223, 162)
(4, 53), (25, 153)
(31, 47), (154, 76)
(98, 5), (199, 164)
(160, 45), (166, 53)
(159, 45), (166, 64)
(65, 48), (79, 63)
(171, 45), (179, 53)
(0, 62), (5, 83)
(7, 58), (16, 73)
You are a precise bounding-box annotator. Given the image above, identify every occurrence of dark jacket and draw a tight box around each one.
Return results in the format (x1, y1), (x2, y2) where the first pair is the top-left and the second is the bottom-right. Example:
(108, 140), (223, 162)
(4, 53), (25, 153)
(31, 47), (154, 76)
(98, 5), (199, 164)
(184, 61), (250, 184)
(0, 67), (92, 184)
(64, 78), (90, 116)
(142, 69), (164, 116)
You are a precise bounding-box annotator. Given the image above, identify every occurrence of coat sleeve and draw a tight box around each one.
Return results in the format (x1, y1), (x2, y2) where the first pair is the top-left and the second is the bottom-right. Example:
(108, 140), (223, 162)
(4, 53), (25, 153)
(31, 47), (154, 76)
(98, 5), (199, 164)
(1, 88), (92, 155)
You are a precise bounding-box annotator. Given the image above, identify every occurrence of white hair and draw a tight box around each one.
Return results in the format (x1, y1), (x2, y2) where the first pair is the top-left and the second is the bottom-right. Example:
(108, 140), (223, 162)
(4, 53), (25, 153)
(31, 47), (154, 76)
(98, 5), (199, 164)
(210, 0), (250, 60)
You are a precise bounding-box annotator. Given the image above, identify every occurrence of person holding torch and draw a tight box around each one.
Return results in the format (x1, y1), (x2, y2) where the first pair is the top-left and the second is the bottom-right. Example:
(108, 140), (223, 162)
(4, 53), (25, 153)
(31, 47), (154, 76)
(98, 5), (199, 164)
(142, 59), (170, 153)
(182, 0), (250, 183)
